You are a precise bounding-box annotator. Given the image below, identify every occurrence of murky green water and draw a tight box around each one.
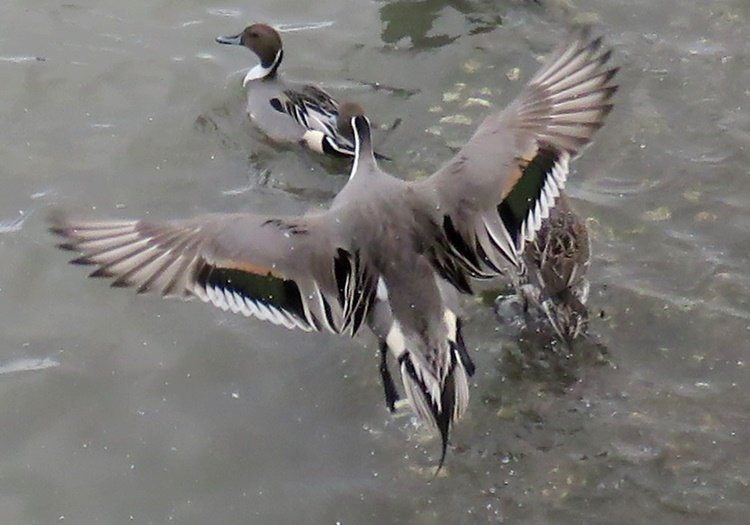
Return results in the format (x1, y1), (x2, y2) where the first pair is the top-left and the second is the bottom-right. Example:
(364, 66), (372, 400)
(1, 0), (749, 523)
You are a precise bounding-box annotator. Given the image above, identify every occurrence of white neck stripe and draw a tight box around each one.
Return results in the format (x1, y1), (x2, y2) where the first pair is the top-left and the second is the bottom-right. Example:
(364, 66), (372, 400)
(348, 116), (361, 181)
(243, 50), (283, 85)
(348, 116), (376, 181)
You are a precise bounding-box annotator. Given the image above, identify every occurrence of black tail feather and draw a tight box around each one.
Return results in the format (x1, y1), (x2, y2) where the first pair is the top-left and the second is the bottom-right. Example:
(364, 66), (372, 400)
(378, 340), (400, 412)
(399, 352), (458, 475)
(435, 367), (456, 473)
(454, 318), (475, 377)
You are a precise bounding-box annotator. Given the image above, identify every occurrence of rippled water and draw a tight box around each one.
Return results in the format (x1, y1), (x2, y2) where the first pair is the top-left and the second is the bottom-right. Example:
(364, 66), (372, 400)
(1, 0), (749, 523)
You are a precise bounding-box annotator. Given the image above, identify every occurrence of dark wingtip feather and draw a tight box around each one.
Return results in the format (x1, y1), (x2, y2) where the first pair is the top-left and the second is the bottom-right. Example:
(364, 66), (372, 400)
(46, 208), (69, 226)
(602, 67), (619, 86)
(587, 35), (603, 53)
(47, 209), (80, 242)
(89, 267), (113, 278)
(597, 49), (613, 67)
(601, 85), (619, 101)
(111, 276), (133, 288)
(70, 256), (92, 266)
(572, 25), (593, 43)
(600, 103), (615, 117)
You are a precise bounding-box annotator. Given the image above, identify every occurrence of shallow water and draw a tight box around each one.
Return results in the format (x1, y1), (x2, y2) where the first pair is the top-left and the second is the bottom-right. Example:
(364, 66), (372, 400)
(1, 0), (749, 523)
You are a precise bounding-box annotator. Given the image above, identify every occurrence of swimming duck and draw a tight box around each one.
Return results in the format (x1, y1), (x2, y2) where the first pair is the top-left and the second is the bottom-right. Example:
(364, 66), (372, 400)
(508, 192), (591, 346)
(51, 29), (617, 468)
(216, 23), (360, 157)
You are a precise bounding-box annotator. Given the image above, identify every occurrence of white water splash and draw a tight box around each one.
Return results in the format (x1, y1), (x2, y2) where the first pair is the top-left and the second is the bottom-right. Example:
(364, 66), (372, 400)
(0, 213), (27, 234)
(277, 21), (335, 33)
(0, 357), (59, 375)
(206, 8), (242, 17)
(0, 56), (45, 63)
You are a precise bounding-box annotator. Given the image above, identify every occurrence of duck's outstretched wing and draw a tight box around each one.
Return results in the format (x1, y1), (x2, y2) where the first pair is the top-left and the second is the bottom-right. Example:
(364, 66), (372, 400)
(417, 28), (617, 289)
(49, 211), (376, 335)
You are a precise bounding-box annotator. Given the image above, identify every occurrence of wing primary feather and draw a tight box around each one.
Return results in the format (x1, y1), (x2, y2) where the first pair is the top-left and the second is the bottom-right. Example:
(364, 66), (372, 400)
(136, 233), (201, 294)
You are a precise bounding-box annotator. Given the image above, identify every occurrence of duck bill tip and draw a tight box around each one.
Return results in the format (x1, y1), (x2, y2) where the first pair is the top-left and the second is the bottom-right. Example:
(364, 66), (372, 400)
(216, 34), (242, 46)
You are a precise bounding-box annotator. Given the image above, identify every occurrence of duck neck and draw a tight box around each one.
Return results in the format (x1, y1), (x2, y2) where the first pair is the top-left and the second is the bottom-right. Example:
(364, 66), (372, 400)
(243, 49), (283, 85)
(349, 116), (377, 181)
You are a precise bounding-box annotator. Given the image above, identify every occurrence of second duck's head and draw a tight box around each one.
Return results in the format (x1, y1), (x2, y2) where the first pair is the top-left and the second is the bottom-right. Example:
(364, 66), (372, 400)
(216, 23), (283, 72)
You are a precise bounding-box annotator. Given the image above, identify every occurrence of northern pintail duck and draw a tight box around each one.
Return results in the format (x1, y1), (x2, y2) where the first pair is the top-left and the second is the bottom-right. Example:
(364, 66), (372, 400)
(50, 30), (617, 468)
(216, 23), (360, 158)
(498, 192), (591, 345)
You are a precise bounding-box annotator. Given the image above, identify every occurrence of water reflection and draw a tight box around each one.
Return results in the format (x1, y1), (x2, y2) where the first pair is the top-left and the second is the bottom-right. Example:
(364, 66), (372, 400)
(493, 289), (609, 391)
(500, 328), (609, 390)
(378, 0), (534, 50)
